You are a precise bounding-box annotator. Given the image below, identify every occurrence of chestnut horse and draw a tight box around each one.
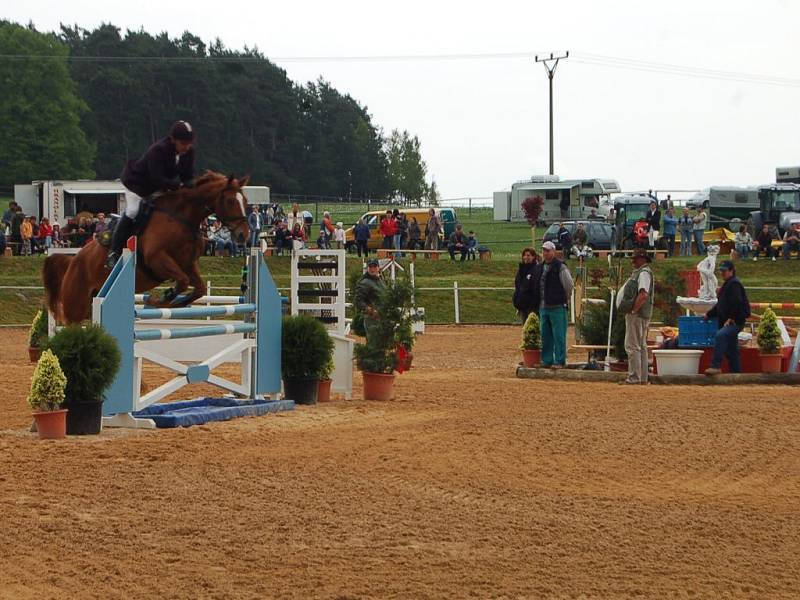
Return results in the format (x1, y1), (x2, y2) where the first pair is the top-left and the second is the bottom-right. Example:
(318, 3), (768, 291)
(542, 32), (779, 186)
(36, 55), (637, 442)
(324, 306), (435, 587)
(43, 171), (251, 324)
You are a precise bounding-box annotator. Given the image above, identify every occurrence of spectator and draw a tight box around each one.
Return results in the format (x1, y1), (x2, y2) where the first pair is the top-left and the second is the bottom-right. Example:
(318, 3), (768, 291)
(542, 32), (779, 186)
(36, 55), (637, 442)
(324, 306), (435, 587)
(51, 223), (63, 248)
(94, 213), (108, 238)
(273, 221), (287, 256)
(354, 258), (385, 344)
(20, 215), (33, 256)
(211, 222), (237, 256)
(448, 224), (468, 261)
(316, 229), (327, 249)
(557, 222), (572, 258)
(0, 227), (5, 256)
(379, 210), (395, 249)
(354, 218), (370, 257)
(28, 216), (40, 254)
(38, 217), (53, 250)
(662, 207), (677, 256)
(466, 230), (478, 260)
(302, 210), (313, 239)
(396, 212), (408, 256)
(424, 208), (441, 251)
(248, 206), (262, 248)
(2, 201), (17, 229)
(290, 222), (307, 251)
(588, 208), (602, 220)
(513, 247), (539, 323)
(781, 223), (800, 260)
(286, 203), (303, 233)
(678, 208), (693, 256)
(618, 249), (654, 385)
(10, 207), (24, 255)
(692, 207), (707, 255)
(734, 225), (752, 259)
(571, 222), (588, 258)
(321, 211), (335, 247)
(392, 209), (404, 257)
(333, 222), (345, 250)
(407, 217), (421, 250)
(753, 224), (777, 261)
(535, 241), (573, 369)
(704, 260), (751, 375)
(646, 201), (661, 249)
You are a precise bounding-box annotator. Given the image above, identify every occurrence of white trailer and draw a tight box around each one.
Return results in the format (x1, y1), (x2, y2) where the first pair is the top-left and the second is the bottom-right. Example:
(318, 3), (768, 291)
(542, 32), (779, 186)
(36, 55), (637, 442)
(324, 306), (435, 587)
(493, 176), (620, 222)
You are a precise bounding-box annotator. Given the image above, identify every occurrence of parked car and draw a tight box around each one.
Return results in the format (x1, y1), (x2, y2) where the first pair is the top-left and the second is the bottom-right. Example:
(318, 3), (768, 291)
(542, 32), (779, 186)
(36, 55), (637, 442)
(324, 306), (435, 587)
(542, 220), (614, 256)
(344, 207), (457, 251)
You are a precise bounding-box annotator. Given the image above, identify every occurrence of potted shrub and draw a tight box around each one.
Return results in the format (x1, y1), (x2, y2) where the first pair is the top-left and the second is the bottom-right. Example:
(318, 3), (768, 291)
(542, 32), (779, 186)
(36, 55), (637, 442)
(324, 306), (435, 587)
(28, 309), (48, 363)
(520, 312), (541, 367)
(27, 349), (68, 439)
(354, 279), (415, 401)
(757, 307), (783, 373)
(281, 315), (334, 405)
(317, 355), (335, 403)
(48, 324), (121, 435)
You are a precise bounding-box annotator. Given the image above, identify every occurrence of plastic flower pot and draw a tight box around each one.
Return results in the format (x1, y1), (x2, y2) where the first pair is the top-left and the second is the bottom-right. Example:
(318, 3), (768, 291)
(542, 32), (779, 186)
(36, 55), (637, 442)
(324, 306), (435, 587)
(760, 353), (783, 374)
(521, 349), (541, 368)
(33, 409), (68, 440)
(652, 350), (703, 376)
(362, 372), (395, 401)
(283, 377), (319, 405)
(317, 378), (333, 403)
(65, 401), (104, 435)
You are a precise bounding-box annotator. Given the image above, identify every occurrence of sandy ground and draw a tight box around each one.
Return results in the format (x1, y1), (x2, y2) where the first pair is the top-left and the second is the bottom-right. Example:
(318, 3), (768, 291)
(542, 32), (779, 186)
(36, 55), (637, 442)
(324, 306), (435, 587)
(1, 325), (800, 599)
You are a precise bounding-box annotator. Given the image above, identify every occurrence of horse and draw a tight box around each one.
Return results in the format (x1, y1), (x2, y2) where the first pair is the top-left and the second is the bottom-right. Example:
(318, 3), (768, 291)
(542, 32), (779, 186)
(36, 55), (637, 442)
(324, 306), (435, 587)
(43, 171), (251, 324)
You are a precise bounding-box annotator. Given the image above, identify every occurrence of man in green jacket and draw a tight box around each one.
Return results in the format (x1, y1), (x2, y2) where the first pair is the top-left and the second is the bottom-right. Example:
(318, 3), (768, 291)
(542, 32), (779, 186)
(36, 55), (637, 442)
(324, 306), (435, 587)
(355, 258), (385, 343)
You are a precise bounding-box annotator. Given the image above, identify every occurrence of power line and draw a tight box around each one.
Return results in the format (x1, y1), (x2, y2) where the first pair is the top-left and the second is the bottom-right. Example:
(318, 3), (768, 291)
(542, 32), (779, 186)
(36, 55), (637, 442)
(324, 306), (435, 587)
(535, 52), (569, 176)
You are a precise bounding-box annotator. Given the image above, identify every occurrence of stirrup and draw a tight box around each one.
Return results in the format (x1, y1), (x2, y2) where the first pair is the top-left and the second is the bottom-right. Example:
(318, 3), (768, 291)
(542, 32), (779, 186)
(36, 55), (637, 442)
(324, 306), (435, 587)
(105, 252), (119, 270)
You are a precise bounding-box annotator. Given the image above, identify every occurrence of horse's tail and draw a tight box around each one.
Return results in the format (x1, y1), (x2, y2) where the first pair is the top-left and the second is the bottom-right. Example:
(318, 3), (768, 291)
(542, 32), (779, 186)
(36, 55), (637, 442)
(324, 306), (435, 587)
(42, 254), (72, 318)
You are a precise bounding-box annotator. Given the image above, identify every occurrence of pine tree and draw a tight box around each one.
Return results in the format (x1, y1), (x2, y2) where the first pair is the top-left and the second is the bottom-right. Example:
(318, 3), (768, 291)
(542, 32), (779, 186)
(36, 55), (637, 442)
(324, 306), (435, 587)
(27, 349), (67, 411)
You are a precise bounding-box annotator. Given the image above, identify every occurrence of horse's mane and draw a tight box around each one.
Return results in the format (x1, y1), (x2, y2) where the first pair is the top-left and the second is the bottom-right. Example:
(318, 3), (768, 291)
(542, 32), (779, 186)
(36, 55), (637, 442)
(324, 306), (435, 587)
(153, 171), (228, 208)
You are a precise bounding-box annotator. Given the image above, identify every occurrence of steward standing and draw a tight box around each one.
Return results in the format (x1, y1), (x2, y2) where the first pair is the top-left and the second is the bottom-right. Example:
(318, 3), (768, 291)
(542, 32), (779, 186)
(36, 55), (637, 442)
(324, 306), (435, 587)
(513, 247), (540, 323)
(704, 261), (750, 375)
(536, 241), (573, 368)
(355, 258), (385, 343)
(617, 249), (654, 385)
(646, 200), (661, 249)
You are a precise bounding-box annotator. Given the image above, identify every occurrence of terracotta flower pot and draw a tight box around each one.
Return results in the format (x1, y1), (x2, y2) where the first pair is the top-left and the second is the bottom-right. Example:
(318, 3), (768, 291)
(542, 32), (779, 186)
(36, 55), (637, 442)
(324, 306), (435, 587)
(362, 372), (396, 401)
(317, 378), (333, 402)
(32, 409), (68, 440)
(760, 353), (783, 374)
(28, 346), (42, 363)
(521, 349), (541, 368)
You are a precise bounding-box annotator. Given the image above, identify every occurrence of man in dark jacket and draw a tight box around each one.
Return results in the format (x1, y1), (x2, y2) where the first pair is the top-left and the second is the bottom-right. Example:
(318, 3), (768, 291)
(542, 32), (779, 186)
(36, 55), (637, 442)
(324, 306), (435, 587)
(353, 218), (371, 257)
(355, 258), (385, 343)
(448, 224), (468, 261)
(106, 120), (196, 268)
(704, 260), (750, 374)
(513, 247), (539, 323)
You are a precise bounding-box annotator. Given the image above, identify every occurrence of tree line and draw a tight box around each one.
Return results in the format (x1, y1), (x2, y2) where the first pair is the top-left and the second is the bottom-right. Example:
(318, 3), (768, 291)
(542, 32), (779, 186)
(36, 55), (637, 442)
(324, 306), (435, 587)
(0, 21), (438, 204)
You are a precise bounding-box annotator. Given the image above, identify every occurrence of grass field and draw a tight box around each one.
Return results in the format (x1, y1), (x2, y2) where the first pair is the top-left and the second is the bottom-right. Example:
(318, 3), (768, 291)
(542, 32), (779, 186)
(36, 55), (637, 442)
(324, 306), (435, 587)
(2, 251), (799, 327)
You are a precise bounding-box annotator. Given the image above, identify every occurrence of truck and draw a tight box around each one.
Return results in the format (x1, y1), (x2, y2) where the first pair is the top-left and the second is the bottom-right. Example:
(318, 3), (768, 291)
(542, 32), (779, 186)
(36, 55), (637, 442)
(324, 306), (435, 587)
(493, 176), (621, 223)
(13, 179), (269, 224)
(748, 183), (800, 238)
(611, 194), (654, 249)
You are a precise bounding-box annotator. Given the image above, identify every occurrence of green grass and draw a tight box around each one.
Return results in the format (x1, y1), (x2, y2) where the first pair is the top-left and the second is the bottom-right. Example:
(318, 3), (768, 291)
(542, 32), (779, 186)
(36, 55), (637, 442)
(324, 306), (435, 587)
(3, 252), (799, 327)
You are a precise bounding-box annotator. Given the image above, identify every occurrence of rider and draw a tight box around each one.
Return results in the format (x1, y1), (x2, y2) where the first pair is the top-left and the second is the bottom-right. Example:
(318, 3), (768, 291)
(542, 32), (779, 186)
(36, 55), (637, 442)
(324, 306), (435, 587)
(106, 120), (196, 268)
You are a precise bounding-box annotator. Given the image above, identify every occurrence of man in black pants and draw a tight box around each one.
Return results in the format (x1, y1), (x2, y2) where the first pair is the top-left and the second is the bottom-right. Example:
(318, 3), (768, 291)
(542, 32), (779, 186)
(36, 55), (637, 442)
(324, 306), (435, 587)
(704, 261), (750, 375)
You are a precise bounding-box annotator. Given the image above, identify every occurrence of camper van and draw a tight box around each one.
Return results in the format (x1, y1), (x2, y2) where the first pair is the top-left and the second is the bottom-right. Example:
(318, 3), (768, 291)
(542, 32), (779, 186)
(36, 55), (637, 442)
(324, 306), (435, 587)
(686, 186), (759, 229)
(493, 177), (620, 222)
(776, 166), (800, 184)
(13, 180), (269, 224)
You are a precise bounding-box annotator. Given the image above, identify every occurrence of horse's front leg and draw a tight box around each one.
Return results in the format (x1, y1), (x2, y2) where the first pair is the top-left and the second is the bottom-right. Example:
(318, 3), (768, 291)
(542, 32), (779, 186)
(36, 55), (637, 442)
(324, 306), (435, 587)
(170, 261), (207, 308)
(143, 253), (191, 308)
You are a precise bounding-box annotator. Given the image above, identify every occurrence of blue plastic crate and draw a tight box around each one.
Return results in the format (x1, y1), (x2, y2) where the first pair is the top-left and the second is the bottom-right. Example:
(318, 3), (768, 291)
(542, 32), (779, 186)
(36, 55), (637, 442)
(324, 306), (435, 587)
(678, 316), (719, 347)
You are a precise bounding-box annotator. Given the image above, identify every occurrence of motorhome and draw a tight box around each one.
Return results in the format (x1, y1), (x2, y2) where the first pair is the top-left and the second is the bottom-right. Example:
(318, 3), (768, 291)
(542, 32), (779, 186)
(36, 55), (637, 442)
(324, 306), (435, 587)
(493, 176), (621, 223)
(686, 186), (759, 229)
(776, 166), (800, 184)
(13, 180), (270, 224)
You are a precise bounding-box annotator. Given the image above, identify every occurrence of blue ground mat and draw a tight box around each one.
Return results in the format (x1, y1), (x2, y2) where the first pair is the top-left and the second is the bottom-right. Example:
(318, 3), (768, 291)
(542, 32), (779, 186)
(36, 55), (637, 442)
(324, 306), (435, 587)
(132, 397), (295, 428)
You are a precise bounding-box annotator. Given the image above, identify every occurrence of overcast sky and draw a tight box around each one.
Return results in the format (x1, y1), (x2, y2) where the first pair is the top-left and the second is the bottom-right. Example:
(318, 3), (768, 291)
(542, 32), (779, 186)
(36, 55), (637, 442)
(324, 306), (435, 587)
(5, 0), (800, 199)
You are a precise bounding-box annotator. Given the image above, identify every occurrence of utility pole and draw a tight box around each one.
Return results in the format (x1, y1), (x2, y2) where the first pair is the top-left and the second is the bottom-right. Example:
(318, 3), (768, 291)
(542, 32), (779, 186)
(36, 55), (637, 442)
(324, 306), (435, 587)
(534, 51), (569, 176)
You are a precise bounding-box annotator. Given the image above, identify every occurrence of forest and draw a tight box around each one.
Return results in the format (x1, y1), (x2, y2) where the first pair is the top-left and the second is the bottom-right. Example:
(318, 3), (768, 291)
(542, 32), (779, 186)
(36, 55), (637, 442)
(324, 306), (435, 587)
(0, 21), (434, 203)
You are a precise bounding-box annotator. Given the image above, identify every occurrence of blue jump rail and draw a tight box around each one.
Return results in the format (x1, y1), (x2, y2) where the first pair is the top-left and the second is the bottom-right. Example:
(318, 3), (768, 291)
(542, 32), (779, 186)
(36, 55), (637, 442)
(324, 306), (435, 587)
(135, 303), (257, 320)
(134, 322), (256, 341)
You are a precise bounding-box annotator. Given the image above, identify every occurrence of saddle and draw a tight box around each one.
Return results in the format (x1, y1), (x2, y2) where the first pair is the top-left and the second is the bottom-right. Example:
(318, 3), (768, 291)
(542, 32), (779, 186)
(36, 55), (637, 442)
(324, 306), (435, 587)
(101, 198), (157, 247)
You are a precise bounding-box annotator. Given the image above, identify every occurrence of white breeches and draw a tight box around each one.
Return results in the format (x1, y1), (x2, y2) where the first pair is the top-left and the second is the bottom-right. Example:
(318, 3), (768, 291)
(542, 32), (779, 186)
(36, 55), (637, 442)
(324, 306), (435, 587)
(124, 189), (143, 219)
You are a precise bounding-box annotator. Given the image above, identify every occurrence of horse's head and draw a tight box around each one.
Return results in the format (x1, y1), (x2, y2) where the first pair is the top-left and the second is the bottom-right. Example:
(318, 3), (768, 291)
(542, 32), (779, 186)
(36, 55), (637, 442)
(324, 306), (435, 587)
(211, 174), (250, 244)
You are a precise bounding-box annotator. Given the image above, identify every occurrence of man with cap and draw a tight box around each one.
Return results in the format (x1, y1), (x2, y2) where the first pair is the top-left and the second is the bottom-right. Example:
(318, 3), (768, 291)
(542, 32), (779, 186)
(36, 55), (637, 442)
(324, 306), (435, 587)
(106, 120), (197, 268)
(703, 260), (750, 375)
(617, 248), (655, 384)
(355, 258), (385, 344)
(535, 241), (574, 368)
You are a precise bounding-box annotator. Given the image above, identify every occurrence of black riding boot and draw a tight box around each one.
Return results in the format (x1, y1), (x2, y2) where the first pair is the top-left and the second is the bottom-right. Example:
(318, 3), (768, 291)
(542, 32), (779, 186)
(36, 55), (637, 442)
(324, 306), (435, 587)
(105, 215), (136, 269)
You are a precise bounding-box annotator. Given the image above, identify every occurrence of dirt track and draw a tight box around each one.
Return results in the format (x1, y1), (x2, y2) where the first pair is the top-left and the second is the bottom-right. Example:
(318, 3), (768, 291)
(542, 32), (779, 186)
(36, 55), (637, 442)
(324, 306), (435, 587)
(2, 325), (799, 599)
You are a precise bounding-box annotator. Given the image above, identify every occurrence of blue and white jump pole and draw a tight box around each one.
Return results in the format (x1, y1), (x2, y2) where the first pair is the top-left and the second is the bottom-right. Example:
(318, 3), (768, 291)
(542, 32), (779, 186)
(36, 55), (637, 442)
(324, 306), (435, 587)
(92, 245), (283, 428)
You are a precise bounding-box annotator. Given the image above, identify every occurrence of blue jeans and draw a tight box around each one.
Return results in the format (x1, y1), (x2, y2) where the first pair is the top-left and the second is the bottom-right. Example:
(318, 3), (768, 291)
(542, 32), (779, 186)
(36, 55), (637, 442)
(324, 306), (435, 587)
(393, 233), (402, 258)
(680, 231), (692, 256)
(710, 323), (741, 372)
(249, 230), (261, 247)
(735, 243), (749, 258)
(693, 229), (706, 254)
(540, 306), (568, 366)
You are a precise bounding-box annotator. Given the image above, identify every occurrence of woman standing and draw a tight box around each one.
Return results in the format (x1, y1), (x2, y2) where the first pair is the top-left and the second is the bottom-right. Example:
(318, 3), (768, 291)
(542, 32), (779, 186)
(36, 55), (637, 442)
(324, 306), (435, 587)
(513, 248), (540, 323)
